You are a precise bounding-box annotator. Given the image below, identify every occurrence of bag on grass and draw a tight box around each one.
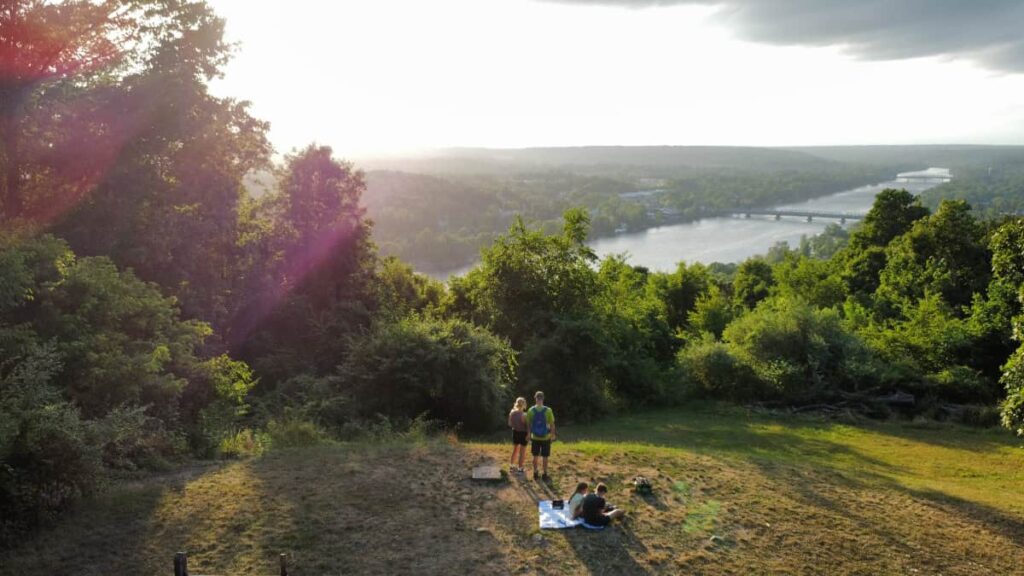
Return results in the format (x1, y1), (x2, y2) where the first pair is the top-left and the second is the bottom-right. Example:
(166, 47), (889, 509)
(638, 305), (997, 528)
(633, 476), (653, 495)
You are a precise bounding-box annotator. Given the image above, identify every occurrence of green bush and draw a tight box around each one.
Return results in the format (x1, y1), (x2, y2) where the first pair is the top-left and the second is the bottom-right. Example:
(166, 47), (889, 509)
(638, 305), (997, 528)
(340, 317), (514, 433)
(723, 296), (871, 400)
(218, 429), (269, 459)
(1000, 346), (1024, 436)
(676, 337), (760, 401)
(267, 418), (326, 448)
(0, 345), (102, 545)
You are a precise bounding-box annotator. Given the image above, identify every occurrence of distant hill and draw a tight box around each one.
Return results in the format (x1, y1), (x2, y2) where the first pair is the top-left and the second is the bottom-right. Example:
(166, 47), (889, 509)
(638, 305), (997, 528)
(357, 144), (1024, 177)
(357, 145), (842, 176)
(787, 144), (1024, 170)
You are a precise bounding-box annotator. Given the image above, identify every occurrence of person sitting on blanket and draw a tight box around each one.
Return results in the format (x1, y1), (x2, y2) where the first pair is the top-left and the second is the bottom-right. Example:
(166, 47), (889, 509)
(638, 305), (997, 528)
(581, 483), (625, 527)
(567, 482), (589, 519)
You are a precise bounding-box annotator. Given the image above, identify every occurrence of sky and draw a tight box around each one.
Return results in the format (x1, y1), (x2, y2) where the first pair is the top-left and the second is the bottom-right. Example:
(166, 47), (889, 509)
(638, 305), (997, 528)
(207, 0), (1024, 157)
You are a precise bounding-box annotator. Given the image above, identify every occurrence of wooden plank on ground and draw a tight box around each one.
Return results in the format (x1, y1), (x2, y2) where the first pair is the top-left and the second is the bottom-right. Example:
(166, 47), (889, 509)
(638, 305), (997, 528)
(471, 465), (502, 480)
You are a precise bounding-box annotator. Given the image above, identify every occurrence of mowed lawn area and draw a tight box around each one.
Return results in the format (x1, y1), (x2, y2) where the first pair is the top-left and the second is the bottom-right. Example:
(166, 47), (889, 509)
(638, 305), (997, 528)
(3, 406), (1023, 575)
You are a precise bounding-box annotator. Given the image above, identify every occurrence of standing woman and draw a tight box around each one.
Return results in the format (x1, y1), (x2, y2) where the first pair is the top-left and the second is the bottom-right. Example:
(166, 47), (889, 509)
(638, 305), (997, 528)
(508, 397), (529, 473)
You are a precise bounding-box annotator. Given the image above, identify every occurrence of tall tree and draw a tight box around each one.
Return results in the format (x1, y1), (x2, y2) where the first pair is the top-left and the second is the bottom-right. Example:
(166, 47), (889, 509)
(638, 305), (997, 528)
(0, 0), (132, 219)
(231, 145), (375, 380)
(50, 0), (270, 326)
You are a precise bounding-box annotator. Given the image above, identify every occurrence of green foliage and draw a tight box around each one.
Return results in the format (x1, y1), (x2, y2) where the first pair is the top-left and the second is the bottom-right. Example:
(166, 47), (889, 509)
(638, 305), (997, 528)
(1000, 346), (1024, 436)
(723, 297), (872, 399)
(676, 337), (759, 401)
(0, 344), (101, 545)
(218, 428), (269, 459)
(775, 256), (847, 309)
(650, 261), (711, 332)
(516, 315), (611, 419)
(0, 235), (255, 542)
(375, 256), (445, 318)
(733, 259), (775, 310)
(687, 285), (737, 340)
(799, 223), (850, 260)
(991, 219), (1024, 434)
(266, 418), (327, 449)
(234, 145), (377, 382)
(362, 164), (890, 273)
(594, 257), (678, 404)
(851, 188), (930, 249)
(877, 200), (989, 312)
(339, 317), (514, 433)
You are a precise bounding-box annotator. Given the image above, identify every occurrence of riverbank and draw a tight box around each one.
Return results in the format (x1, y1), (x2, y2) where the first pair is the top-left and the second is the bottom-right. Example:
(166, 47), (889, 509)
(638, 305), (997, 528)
(419, 177), (941, 278)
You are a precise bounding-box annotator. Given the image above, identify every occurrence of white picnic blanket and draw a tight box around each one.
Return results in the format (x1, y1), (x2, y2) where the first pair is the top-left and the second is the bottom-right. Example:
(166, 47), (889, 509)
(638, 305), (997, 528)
(538, 500), (583, 530)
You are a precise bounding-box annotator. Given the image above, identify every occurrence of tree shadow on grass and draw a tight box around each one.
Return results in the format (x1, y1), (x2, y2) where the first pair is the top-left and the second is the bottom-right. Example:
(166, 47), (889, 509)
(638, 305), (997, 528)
(573, 418), (899, 480)
(756, 462), (1024, 573)
(903, 485), (1024, 548)
(241, 442), (509, 575)
(0, 462), (223, 576)
(562, 520), (651, 576)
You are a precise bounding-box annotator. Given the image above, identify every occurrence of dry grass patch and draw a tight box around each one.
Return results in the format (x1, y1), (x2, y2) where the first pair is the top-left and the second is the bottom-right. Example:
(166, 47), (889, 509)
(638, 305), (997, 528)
(2, 407), (1023, 575)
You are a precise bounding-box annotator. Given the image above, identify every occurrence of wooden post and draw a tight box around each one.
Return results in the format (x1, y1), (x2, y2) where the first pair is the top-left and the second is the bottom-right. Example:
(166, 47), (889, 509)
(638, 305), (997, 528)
(279, 552), (288, 576)
(174, 552), (188, 576)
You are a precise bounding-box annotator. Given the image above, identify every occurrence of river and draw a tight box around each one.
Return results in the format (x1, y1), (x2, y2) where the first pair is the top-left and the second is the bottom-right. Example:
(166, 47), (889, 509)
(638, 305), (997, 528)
(429, 176), (942, 278)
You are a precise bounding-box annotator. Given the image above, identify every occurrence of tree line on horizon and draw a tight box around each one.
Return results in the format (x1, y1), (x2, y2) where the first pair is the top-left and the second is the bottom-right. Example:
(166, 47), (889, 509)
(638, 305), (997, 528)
(2, 0), (1024, 547)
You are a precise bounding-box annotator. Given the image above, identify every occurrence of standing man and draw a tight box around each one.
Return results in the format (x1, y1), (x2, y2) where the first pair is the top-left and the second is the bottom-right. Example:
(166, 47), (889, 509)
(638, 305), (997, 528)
(526, 391), (556, 481)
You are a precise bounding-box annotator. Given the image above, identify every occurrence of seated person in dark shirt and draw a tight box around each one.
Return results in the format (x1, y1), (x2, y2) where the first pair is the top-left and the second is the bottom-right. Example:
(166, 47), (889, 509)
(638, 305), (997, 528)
(581, 483), (625, 526)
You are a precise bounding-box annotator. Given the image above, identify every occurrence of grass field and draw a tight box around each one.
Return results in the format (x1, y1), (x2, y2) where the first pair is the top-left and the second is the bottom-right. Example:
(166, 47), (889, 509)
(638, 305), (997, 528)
(2, 406), (1023, 575)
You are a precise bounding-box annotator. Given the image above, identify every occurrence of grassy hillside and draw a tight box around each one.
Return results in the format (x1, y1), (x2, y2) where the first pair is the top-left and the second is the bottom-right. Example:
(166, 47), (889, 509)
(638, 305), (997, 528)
(4, 407), (1022, 575)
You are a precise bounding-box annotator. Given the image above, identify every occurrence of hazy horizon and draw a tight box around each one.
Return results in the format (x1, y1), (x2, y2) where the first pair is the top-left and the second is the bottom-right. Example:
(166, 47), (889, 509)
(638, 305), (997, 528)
(206, 0), (1024, 157)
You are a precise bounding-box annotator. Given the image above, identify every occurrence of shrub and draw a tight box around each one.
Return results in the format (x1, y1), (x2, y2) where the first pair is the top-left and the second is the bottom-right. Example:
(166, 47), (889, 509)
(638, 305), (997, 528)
(723, 296), (871, 400)
(340, 317), (514, 433)
(267, 418), (326, 448)
(927, 366), (998, 405)
(1000, 346), (1024, 436)
(676, 337), (760, 401)
(218, 429), (269, 459)
(0, 345), (102, 545)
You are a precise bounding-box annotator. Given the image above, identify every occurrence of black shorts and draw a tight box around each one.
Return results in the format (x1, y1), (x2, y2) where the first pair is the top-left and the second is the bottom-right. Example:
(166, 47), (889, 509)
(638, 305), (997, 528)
(531, 439), (551, 457)
(512, 430), (528, 445)
(587, 514), (611, 527)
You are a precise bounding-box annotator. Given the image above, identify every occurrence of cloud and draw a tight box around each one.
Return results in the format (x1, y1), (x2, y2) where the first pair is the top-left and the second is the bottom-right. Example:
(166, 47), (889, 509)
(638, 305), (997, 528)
(546, 0), (1024, 73)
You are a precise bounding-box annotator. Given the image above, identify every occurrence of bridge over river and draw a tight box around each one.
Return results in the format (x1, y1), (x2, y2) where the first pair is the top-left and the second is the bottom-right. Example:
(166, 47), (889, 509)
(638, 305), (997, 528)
(723, 209), (867, 223)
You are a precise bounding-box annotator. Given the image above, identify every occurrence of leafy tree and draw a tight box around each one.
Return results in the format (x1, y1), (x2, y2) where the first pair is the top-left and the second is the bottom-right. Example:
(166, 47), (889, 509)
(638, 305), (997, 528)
(0, 0), (132, 218)
(876, 200), (989, 313)
(991, 218), (1024, 434)
(799, 223), (849, 260)
(850, 188), (929, 249)
(374, 257), (444, 319)
(233, 145), (376, 382)
(687, 284), (736, 340)
(338, 317), (514, 433)
(0, 343), (102, 544)
(0, 235), (254, 453)
(48, 0), (270, 326)
(775, 256), (847, 309)
(676, 336), (759, 401)
(450, 209), (598, 351)
(723, 296), (872, 399)
(594, 256), (677, 404)
(733, 259), (775, 309)
(649, 261), (711, 332)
